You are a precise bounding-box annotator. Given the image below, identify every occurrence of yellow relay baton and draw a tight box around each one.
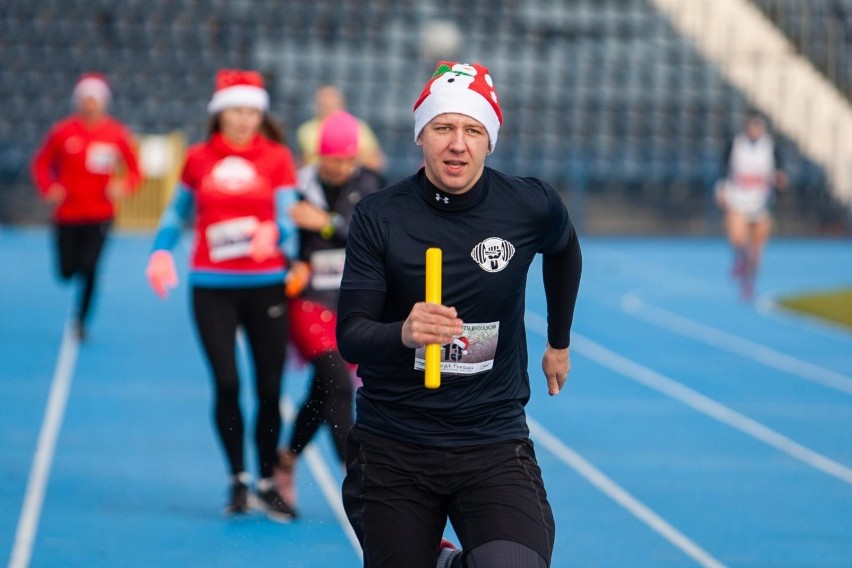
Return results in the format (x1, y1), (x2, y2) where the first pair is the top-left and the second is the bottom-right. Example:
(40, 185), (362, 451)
(424, 247), (442, 389)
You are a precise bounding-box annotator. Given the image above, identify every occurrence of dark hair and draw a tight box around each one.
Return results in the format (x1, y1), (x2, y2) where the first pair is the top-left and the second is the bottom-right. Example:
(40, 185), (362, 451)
(207, 112), (288, 145)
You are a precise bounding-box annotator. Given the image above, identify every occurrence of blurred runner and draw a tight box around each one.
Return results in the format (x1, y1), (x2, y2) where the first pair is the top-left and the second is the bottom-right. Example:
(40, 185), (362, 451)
(145, 69), (298, 521)
(716, 113), (787, 300)
(31, 73), (141, 340)
(276, 110), (383, 511)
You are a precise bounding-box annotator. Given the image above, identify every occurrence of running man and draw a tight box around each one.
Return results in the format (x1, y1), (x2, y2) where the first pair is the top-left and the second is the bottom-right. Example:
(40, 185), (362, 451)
(337, 61), (582, 567)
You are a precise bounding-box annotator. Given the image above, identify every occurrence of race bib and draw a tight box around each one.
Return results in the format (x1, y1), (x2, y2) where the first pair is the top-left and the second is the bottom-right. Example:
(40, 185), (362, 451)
(414, 322), (499, 376)
(86, 143), (118, 174)
(310, 248), (346, 291)
(206, 216), (259, 262)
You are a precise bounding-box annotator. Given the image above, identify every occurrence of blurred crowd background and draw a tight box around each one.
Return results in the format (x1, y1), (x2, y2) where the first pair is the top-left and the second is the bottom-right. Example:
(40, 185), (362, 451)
(0, 0), (850, 235)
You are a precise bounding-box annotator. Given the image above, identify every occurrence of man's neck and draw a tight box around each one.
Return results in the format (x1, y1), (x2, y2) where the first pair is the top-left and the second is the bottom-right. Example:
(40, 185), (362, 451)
(417, 168), (487, 212)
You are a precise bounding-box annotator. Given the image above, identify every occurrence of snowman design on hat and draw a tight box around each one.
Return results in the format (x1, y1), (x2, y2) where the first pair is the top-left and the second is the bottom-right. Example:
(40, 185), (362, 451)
(429, 63), (478, 91)
(445, 336), (470, 362)
(413, 60), (503, 151)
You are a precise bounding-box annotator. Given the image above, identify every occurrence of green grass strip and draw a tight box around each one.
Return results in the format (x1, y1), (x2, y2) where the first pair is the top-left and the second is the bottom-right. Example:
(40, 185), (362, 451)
(777, 288), (852, 329)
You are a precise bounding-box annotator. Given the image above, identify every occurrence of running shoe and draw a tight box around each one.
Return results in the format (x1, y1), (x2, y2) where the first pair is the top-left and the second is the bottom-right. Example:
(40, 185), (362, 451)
(73, 319), (87, 342)
(224, 478), (250, 516)
(436, 538), (462, 568)
(256, 484), (297, 522)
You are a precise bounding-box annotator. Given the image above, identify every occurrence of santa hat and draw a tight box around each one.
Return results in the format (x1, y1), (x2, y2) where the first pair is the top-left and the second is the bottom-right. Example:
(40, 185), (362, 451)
(318, 110), (360, 158)
(207, 69), (269, 114)
(72, 73), (111, 106)
(452, 337), (469, 355)
(413, 61), (503, 151)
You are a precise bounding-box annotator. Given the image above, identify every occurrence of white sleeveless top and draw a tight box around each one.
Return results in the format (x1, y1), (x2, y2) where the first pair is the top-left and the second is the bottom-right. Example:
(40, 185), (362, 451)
(724, 134), (776, 218)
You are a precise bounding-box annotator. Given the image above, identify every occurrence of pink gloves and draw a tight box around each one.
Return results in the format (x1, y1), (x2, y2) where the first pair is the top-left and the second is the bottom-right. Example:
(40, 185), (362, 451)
(146, 250), (178, 299)
(249, 220), (280, 262)
(146, 221), (278, 299)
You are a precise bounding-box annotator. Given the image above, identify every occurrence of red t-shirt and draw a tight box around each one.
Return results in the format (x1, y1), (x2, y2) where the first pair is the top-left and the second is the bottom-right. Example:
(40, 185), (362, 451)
(31, 115), (141, 223)
(182, 132), (297, 274)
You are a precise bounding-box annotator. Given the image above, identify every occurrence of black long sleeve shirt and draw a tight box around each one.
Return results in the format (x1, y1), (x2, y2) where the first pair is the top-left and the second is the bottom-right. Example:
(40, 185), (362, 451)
(337, 167), (581, 446)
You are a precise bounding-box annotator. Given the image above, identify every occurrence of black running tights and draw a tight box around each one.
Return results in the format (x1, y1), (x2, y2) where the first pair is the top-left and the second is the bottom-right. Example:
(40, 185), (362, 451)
(54, 221), (110, 324)
(289, 349), (353, 462)
(192, 285), (288, 479)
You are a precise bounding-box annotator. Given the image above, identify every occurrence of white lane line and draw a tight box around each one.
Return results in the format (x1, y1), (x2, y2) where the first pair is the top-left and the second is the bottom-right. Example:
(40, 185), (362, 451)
(528, 418), (726, 568)
(280, 398), (362, 561)
(621, 293), (852, 396)
(525, 312), (852, 486)
(9, 323), (79, 568)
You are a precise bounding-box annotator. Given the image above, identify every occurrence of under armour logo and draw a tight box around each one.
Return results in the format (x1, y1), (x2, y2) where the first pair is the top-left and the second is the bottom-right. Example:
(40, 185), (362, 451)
(435, 193), (449, 204)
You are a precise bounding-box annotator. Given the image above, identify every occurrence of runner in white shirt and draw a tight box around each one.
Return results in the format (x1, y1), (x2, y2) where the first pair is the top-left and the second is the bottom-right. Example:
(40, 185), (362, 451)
(715, 114), (787, 300)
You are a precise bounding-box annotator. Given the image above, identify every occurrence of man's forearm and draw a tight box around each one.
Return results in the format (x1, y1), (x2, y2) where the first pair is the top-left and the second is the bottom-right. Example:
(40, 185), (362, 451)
(336, 288), (410, 365)
(542, 232), (582, 349)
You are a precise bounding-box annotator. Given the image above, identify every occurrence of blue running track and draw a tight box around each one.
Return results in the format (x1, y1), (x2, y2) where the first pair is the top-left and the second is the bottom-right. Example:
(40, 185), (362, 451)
(2, 228), (851, 567)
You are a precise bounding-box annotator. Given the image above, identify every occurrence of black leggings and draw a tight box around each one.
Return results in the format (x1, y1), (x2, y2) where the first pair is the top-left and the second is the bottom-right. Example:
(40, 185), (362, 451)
(192, 285), (288, 479)
(463, 540), (547, 568)
(54, 221), (110, 324)
(289, 350), (353, 462)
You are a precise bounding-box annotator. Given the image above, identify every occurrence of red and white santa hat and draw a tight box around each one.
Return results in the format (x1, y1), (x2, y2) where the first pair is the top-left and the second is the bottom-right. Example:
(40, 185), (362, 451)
(207, 69), (269, 114)
(72, 73), (111, 106)
(413, 61), (503, 151)
(452, 336), (469, 354)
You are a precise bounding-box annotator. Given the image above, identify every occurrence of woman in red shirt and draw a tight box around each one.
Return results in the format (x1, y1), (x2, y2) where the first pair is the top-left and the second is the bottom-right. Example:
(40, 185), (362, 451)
(146, 69), (298, 521)
(31, 73), (141, 340)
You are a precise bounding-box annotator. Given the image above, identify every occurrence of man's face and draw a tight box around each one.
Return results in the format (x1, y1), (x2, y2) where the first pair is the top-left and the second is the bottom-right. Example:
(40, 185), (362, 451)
(418, 113), (490, 194)
(318, 155), (358, 186)
(315, 87), (344, 119)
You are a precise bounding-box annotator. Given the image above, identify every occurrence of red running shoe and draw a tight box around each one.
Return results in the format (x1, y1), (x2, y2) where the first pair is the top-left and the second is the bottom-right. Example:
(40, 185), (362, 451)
(437, 538), (462, 567)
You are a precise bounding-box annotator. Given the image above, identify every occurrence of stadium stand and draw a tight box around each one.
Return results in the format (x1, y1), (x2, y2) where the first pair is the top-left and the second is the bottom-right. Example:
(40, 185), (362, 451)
(751, 0), (851, 102)
(0, 0), (848, 233)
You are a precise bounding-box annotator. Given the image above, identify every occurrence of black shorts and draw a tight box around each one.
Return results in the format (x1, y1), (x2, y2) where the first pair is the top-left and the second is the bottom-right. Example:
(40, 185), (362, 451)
(342, 427), (555, 568)
(54, 220), (111, 277)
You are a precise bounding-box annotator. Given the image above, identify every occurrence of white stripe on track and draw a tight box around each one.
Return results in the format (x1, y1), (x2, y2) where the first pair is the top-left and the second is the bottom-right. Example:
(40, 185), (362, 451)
(8, 323), (79, 568)
(528, 310), (852, 486)
(621, 293), (852, 395)
(528, 418), (726, 568)
(280, 398), (362, 562)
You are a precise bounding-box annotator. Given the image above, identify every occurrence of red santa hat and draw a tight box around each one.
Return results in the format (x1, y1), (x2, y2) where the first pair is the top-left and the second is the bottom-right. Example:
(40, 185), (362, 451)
(318, 110), (360, 158)
(413, 61), (503, 151)
(452, 336), (469, 354)
(72, 73), (111, 106)
(207, 69), (269, 114)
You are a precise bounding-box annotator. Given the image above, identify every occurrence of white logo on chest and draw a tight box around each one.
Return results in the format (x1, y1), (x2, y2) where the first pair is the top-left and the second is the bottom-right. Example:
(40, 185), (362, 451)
(211, 156), (257, 193)
(470, 237), (515, 272)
